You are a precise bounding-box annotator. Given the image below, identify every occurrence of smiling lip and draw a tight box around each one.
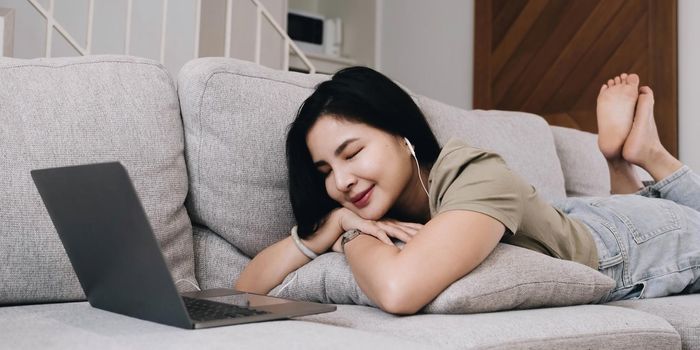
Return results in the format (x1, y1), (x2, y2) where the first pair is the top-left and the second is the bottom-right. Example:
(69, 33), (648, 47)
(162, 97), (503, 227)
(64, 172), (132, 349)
(351, 186), (374, 208)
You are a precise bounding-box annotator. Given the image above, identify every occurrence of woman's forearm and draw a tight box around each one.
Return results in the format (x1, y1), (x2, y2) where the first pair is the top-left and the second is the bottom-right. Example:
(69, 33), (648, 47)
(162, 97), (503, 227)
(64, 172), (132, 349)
(343, 234), (401, 310)
(234, 211), (342, 295)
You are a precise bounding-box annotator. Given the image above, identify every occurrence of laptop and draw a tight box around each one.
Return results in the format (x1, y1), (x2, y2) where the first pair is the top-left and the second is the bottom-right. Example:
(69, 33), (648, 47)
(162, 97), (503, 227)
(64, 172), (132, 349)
(30, 161), (336, 329)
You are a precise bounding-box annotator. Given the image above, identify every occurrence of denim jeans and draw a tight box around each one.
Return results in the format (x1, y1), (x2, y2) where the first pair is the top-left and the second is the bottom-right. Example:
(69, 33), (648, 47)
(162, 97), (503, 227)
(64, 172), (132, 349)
(553, 165), (700, 303)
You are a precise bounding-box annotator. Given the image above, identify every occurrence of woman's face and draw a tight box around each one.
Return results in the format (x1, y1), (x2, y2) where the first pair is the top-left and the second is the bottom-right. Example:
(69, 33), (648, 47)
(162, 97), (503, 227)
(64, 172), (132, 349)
(306, 115), (414, 220)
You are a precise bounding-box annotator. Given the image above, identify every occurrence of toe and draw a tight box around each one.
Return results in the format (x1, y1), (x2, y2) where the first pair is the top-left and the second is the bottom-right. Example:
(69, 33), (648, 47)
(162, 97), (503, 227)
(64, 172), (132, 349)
(614, 76), (621, 85)
(639, 86), (654, 101)
(608, 79), (615, 87)
(621, 73), (628, 83)
(627, 73), (640, 87)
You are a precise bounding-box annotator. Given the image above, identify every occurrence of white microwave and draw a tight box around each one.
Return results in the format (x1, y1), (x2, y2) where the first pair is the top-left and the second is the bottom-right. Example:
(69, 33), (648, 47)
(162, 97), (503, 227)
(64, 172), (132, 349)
(287, 10), (342, 57)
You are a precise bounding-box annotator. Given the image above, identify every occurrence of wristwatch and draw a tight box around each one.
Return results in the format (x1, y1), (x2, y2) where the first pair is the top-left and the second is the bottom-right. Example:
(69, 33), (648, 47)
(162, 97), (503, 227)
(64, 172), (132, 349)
(341, 229), (361, 253)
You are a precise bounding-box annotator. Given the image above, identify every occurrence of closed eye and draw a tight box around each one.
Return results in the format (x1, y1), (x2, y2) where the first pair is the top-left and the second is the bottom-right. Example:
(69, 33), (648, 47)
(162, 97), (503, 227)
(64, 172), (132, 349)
(318, 147), (362, 177)
(346, 148), (362, 160)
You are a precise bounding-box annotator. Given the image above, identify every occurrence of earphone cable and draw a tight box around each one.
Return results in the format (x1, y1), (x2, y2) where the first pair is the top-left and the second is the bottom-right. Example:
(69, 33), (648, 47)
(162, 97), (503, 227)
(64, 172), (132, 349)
(413, 153), (430, 197)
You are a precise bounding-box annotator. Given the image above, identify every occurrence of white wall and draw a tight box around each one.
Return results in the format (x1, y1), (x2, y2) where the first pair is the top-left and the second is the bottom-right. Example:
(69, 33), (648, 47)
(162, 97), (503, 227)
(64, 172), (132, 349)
(378, 0), (473, 110)
(678, 0), (700, 171)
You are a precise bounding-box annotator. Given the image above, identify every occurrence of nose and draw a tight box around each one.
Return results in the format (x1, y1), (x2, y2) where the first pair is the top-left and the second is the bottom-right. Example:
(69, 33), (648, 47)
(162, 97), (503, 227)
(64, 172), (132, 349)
(334, 167), (356, 192)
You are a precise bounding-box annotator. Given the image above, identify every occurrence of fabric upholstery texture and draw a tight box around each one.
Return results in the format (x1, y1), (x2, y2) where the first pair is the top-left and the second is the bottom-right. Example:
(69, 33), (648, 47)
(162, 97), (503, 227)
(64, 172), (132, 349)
(608, 294), (700, 350)
(550, 126), (653, 197)
(0, 55), (197, 304)
(418, 101), (567, 203)
(177, 57), (328, 259)
(268, 242), (615, 314)
(550, 126), (612, 197)
(297, 303), (681, 350)
(0, 302), (433, 350)
(192, 225), (250, 290)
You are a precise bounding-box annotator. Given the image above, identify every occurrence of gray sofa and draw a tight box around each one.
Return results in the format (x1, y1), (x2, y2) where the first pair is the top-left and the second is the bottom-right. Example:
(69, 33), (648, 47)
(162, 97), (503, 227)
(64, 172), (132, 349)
(1, 55), (698, 349)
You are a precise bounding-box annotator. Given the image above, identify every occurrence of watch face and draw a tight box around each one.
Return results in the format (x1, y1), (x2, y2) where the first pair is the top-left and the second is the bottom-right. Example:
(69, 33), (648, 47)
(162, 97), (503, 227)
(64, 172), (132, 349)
(342, 229), (360, 246)
(344, 229), (359, 238)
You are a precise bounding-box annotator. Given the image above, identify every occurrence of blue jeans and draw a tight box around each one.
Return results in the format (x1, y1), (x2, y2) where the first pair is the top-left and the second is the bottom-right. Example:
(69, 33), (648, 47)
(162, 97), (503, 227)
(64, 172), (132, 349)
(554, 165), (700, 303)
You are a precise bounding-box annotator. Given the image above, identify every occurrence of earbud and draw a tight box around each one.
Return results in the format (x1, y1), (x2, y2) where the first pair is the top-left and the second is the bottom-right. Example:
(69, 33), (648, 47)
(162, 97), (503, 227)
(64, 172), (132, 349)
(403, 137), (429, 198)
(404, 137), (416, 157)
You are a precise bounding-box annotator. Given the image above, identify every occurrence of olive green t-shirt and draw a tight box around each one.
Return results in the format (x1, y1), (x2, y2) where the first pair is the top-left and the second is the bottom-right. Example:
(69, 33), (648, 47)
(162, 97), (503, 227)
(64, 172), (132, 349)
(427, 138), (599, 270)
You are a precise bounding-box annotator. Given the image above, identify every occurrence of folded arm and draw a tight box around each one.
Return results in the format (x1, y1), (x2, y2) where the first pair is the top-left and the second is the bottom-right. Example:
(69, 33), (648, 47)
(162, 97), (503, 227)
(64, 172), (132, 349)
(343, 209), (505, 315)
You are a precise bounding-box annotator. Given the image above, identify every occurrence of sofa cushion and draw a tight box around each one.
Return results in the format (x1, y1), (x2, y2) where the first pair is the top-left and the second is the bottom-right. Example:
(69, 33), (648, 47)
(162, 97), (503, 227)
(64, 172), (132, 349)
(298, 303), (680, 349)
(419, 101), (566, 203)
(550, 126), (653, 197)
(607, 294), (700, 350)
(0, 302), (431, 349)
(550, 126), (611, 197)
(177, 58), (567, 261)
(192, 225), (250, 290)
(268, 242), (615, 314)
(0, 55), (197, 304)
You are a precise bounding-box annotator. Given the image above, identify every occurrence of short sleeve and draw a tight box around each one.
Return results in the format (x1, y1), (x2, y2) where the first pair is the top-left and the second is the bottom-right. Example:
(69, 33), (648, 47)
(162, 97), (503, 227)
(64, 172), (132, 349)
(429, 145), (527, 234)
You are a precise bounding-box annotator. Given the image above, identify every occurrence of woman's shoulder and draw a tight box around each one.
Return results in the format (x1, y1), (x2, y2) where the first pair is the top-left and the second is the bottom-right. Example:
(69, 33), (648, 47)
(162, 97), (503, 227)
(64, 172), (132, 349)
(431, 137), (507, 174)
(429, 138), (516, 198)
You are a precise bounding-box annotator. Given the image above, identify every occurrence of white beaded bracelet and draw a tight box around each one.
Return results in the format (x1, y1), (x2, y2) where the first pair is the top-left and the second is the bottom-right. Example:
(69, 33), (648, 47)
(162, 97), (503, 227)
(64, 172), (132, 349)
(290, 225), (318, 260)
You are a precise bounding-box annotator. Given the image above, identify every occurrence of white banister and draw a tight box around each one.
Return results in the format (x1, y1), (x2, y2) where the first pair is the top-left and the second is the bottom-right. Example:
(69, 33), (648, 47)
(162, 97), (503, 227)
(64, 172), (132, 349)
(194, 0), (201, 58)
(248, 0), (315, 73)
(224, 0), (232, 58)
(23, 0), (316, 73)
(86, 0), (94, 53)
(254, 4), (261, 64)
(124, 0), (133, 55)
(160, 0), (168, 64)
(28, 0), (87, 57)
(44, 0), (53, 57)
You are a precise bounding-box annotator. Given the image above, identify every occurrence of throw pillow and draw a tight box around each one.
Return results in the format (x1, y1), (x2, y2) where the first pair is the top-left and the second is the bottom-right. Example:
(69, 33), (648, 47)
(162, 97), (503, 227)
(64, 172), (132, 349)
(268, 242), (615, 314)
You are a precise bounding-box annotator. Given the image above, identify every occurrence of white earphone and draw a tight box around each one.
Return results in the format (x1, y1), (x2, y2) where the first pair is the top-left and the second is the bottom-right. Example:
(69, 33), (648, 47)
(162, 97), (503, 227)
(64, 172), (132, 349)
(404, 137), (430, 197)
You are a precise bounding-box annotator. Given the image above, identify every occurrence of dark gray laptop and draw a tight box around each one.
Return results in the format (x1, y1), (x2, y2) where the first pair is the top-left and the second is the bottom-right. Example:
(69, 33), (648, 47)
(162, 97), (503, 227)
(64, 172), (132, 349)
(30, 161), (335, 329)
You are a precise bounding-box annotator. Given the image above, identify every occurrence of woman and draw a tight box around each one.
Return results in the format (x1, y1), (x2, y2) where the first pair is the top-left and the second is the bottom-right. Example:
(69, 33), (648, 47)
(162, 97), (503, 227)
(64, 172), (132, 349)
(235, 67), (700, 315)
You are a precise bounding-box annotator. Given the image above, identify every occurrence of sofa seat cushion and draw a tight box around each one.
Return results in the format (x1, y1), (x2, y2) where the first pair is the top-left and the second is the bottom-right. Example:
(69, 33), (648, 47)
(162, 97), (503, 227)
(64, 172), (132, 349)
(298, 303), (681, 349)
(0, 55), (197, 305)
(607, 294), (700, 350)
(0, 302), (431, 349)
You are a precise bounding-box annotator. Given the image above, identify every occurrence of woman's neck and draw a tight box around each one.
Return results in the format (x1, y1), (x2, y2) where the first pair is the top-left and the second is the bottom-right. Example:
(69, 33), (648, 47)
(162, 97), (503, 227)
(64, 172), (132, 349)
(388, 165), (432, 224)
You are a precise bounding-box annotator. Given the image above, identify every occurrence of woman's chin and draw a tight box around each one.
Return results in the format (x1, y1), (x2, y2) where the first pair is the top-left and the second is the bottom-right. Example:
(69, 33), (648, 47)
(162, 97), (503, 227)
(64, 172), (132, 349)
(355, 205), (389, 221)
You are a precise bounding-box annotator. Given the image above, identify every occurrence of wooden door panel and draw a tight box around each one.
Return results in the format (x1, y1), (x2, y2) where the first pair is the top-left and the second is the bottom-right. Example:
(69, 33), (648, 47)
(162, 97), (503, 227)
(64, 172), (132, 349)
(475, 0), (678, 156)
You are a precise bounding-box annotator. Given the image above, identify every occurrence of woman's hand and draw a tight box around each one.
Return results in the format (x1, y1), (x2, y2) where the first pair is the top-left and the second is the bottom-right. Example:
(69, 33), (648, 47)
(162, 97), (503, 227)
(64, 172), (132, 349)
(331, 207), (424, 253)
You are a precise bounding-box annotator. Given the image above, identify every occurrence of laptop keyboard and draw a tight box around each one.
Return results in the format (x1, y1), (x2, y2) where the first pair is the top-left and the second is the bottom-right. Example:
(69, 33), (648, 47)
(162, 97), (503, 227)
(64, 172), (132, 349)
(182, 296), (271, 321)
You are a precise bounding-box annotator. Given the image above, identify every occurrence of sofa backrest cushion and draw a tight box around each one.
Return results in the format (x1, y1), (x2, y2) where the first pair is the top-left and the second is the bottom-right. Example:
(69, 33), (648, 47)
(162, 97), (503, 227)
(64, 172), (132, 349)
(550, 126), (652, 197)
(177, 58), (566, 260)
(0, 55), (198, 305)
(417, 98), (566, 202)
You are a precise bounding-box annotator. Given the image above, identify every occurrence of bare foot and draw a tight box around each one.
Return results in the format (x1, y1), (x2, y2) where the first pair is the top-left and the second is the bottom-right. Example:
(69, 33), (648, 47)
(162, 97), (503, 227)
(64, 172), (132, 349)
(622, 86), (683, 181)
(596, 73), (640, 160)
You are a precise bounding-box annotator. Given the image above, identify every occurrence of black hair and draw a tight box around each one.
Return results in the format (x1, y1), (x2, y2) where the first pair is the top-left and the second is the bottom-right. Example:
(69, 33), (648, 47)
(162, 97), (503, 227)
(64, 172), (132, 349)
(285, 66), (441, 238)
